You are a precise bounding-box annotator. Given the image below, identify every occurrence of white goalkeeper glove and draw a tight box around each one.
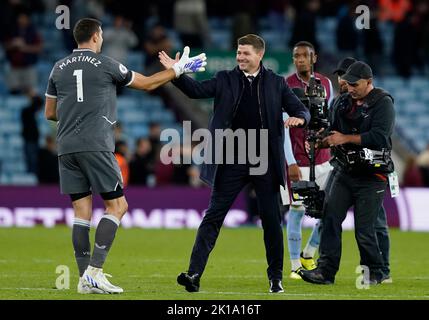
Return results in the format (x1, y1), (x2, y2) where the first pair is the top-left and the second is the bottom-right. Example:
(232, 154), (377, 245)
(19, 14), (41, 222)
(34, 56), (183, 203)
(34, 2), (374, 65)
(172, 46), (207, 78)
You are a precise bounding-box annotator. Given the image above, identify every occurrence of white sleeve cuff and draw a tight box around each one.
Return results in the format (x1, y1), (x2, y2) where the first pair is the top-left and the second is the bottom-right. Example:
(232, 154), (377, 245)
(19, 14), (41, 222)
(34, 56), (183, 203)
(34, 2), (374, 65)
(125, 71), (135, 87)
(45, 93), (57, 98)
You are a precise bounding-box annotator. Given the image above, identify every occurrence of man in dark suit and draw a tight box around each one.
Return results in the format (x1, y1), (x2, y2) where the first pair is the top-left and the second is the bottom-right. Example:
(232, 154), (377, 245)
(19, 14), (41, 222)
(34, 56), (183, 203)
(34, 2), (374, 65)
(159, 34), (310, 293)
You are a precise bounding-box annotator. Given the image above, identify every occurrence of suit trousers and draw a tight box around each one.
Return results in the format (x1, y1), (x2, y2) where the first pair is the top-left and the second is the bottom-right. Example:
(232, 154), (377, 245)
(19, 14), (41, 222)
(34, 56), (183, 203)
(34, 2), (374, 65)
(188, 163), (284, 280)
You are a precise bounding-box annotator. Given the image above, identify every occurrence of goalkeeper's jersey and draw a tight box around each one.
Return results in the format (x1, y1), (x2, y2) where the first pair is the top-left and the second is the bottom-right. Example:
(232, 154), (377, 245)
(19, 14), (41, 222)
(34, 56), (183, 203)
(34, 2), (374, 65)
(45, 48), (134, 156)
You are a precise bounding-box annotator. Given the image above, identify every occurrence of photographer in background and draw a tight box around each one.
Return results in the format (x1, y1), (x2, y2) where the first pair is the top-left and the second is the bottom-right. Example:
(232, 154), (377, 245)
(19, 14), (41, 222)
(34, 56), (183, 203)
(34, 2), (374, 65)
(282, 41), (334, 280)
(299, 61), (395, 285)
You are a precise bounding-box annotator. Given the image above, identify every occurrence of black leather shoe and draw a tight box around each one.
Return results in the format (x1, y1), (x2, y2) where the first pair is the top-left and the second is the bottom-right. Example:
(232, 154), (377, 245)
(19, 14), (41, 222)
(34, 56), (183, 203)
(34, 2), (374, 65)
(177, 272), (200, 292)
(368, 275), (383, 285)
(269, 279), (284, 293)
(298, 268), (334, 285)
(380, 274), (393, 284)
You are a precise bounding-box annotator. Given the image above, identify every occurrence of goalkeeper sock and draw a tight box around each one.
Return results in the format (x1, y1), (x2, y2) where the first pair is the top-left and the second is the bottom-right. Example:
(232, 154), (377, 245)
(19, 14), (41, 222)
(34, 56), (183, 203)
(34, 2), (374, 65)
(90, 214), (120, 268)
(286, 208), (305, 262)
(72, 218), (91, 277)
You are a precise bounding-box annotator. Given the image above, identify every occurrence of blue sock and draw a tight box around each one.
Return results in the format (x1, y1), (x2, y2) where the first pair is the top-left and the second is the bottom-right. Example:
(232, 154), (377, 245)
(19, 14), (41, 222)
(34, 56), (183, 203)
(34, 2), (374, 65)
(303, 220), (321, 258)
(286, 208), (305, 261)
(309, 220), (321, 247)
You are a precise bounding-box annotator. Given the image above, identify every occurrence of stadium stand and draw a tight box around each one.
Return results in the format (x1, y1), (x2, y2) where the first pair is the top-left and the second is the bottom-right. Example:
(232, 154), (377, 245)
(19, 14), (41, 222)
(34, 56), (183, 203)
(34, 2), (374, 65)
(1, 7), (429, 186)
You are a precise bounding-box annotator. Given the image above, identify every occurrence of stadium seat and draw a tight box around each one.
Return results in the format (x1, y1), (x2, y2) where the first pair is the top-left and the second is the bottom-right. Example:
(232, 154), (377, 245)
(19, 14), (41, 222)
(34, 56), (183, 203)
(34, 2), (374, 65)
(419, 90), (429, 102)
(416, 114), (429, 127)
(260, 31), (287, 50)
(149, 110), (171, 122)
(121, 110), (149, 123)
(160, 110), (176, 123)
(211, 30), (231, 50)
(139, 96), (164, 112)
(128, 125), (149, 138)
(117, 96), (138, 109)
(37, 61), (54, 80)
(41, 12), (56, 28)
(383, 77), (405, 89)
(0, 109), (13, 122)
(166, 29), (182, 50)
(316, 18), (337, 53)
(208, 17), (223, 30)
(406, 102), (426, 115)
(127, 52), (143, 72)
(9, 173), (38, 185)
(8, 136), (23, 149)
(393, 89), (415, 102)
(0, 122), (21, 135)
(409, 77), (429, 89)
(5, 96), (28, 110)
(0, 135), (5, 150)
(3, 160), (26, 174)
(50, 49), (69, 62)
(141, 95), (164, 106)
(0, 173), (10, 185)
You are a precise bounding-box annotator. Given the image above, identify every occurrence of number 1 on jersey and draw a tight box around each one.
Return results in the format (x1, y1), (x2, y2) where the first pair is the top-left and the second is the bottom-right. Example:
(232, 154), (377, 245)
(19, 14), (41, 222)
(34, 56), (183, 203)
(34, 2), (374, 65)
(73, 69), (84, 102)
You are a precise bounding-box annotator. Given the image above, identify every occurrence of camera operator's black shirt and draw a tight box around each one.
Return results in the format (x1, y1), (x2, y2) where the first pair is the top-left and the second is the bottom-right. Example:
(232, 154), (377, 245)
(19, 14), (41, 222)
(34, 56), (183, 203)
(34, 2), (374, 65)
(330, 88), (395, 151)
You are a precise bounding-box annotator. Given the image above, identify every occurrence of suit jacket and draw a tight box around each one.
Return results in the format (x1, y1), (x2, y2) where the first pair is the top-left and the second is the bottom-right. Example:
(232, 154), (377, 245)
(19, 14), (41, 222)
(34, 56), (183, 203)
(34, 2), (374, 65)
(173, 64), (310, 187)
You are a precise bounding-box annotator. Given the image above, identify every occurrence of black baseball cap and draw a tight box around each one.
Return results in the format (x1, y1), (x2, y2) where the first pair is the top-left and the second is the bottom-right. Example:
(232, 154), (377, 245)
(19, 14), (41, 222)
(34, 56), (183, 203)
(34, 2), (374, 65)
(341, 61), (373, 84)
(333, 57), (356, 76)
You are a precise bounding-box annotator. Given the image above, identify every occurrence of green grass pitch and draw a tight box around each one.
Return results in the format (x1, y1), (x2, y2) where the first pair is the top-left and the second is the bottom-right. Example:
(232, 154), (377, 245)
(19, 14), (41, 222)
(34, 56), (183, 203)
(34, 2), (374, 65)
(0, 227), (428, 300)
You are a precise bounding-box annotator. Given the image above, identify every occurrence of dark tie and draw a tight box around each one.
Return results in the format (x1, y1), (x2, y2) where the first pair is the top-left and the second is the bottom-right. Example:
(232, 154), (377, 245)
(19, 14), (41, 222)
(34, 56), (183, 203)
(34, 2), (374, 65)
(247, 75), (255, 83)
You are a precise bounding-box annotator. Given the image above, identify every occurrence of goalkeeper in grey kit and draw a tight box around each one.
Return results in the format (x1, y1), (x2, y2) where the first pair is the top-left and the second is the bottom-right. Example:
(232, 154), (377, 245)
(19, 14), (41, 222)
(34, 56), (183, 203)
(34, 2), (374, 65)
(45, 18), (207, 294)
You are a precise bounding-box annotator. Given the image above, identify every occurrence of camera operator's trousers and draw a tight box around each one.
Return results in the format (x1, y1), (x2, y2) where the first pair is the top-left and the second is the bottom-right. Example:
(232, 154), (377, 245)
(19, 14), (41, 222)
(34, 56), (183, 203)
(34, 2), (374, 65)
(317, 170), (387, 280)
(188, 162), (284, 281)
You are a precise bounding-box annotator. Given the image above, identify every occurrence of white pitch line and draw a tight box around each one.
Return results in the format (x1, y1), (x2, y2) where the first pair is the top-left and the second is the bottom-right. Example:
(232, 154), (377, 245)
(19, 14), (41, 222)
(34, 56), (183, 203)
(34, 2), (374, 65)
(191, 291), (429, 299)
(0, 274), (49, 278)
(32, 259), (54, 263)
(147, 274), (429, 280)
(148, 274), (266, 279)
(0, 287), (428, 299)
(0, 288), (56, 291)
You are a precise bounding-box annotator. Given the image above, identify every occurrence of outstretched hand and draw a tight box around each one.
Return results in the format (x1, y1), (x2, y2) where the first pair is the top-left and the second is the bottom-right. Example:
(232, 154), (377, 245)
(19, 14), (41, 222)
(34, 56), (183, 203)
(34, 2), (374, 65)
(159, 50), (179, 70)
(159, 46), (207, 78)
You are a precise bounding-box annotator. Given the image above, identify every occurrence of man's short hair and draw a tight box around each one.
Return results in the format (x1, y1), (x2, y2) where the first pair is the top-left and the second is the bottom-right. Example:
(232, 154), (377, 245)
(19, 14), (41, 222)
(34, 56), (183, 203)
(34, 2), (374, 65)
(73, 18), (102, 44)
(293, 41), (315, 52)
(237, 34), (265, 52)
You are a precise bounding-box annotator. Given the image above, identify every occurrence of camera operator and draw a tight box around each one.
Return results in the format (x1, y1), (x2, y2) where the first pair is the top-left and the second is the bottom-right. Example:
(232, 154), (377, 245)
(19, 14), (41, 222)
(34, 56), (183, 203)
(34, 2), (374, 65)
(299, 61), (395, 285)
(329, 57), (392, 283)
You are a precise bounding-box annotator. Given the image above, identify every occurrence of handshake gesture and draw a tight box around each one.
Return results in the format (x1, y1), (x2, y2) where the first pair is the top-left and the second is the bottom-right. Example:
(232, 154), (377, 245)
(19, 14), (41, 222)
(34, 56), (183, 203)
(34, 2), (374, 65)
(159, 46), (207, 78)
